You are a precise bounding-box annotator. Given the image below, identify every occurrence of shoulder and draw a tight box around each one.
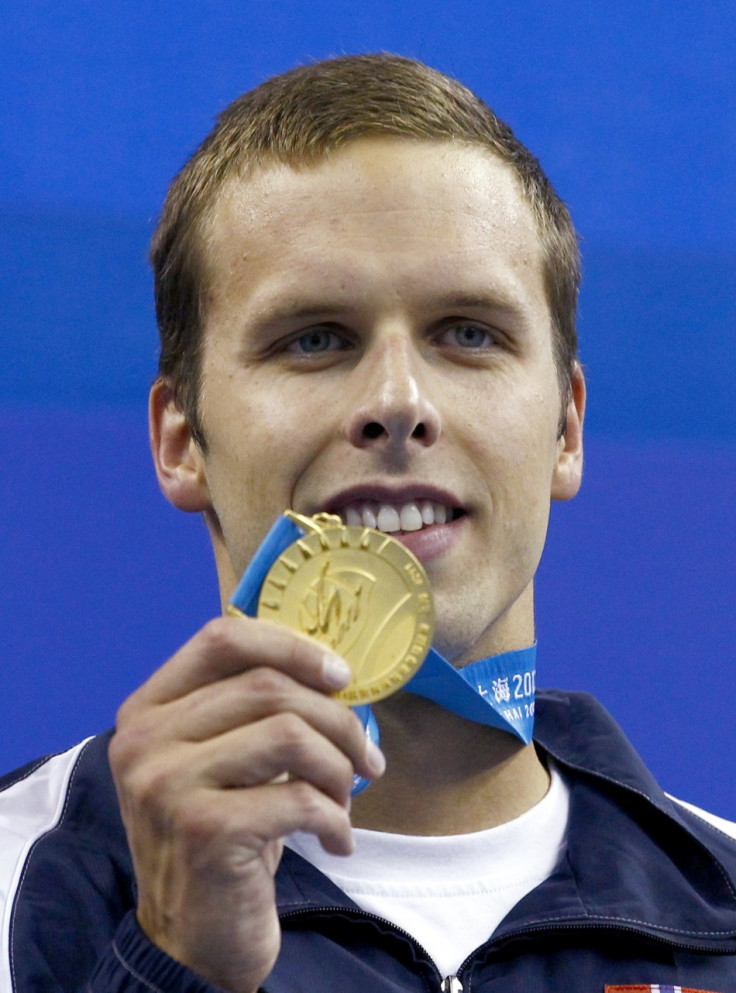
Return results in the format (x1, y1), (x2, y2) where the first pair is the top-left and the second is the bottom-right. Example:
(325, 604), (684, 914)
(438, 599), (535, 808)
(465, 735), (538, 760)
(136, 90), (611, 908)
(0, 732), (119, 841)
(0, 731), (128, 907)
(0, 732), (135, 990)
(0, 737), (98, 879)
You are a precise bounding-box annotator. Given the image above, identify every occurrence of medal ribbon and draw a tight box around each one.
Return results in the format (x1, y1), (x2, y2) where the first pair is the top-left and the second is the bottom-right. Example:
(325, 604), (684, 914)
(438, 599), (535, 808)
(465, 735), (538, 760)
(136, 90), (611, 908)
(405, 645), (536, 744)
(230, 515), (537, 791)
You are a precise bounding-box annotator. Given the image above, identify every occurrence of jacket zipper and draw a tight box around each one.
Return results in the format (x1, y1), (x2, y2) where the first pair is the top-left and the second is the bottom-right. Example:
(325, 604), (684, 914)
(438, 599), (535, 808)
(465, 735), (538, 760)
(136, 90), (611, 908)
(279, 905), (736, 990)
(279, 905), (449, 988)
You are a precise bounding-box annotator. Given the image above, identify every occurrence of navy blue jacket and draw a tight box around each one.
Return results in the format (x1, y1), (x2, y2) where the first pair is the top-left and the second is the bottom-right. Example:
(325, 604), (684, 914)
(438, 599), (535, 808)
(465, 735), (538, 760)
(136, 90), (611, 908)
(3, 690), (736, 992)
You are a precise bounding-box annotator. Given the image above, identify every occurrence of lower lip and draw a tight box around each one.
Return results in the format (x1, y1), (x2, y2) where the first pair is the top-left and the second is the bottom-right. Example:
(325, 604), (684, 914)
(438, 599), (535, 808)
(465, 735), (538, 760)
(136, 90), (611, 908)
(388, 515), (466, 563)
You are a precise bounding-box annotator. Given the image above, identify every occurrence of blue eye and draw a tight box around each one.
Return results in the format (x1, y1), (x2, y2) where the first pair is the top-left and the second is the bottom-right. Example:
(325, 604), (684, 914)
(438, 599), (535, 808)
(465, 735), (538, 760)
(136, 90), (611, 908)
(455, 326), (487, 347)
(444, 324), (492, 348)
(290, 329), (341, 353)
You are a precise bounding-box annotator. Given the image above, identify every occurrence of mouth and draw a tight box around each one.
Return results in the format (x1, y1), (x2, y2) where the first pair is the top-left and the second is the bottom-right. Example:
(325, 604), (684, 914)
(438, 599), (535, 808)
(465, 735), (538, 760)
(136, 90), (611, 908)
(334, 499), (465, 535)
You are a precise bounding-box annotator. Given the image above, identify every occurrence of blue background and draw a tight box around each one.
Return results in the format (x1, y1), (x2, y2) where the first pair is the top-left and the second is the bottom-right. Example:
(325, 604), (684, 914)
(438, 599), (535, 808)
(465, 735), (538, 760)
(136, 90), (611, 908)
(2, 1), (734, 814)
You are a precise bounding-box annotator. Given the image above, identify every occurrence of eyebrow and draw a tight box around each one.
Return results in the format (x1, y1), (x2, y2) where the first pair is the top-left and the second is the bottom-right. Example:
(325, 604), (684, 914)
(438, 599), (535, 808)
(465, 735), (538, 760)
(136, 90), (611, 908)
(425, 292), (525, 315)
(251, 290), (526, 327)
(250, 300), (354, 328)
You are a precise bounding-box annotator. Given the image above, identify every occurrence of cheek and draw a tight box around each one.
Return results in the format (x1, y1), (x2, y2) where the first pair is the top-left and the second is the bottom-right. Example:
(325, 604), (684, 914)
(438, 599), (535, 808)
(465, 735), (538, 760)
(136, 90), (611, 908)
(463, 389), (560, 552)
(461, 387), (560, 484)
(203, 374), (307, 474)
(202, 383), (332, 524)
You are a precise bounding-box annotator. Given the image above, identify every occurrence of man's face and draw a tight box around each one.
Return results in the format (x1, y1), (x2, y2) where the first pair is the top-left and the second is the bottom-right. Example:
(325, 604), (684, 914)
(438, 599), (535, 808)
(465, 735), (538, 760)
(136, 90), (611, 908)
(158, 138), (583, 663)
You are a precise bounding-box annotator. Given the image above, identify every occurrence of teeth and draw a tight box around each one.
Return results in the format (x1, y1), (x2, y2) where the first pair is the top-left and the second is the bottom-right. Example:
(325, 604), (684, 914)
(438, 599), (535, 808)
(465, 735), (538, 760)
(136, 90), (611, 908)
(400, 502), (423, 532)
(363, 504), (378, 529)
(420, 500), (434, 525)
(342, 500), (453, 533)
(376, 505), (401, 532)
(345, 506), (362, 526)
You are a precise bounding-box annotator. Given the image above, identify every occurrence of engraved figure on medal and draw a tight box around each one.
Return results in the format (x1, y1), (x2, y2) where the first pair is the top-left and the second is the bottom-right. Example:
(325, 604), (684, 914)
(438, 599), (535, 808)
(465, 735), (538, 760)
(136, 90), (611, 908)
(299, 560), (376, 659)
(257, 513), (435, 704)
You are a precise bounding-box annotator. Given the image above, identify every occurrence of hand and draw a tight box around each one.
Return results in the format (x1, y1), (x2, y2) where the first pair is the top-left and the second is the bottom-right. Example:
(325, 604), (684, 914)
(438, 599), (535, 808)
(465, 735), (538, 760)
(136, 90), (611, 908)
(109, 615), (385, 993)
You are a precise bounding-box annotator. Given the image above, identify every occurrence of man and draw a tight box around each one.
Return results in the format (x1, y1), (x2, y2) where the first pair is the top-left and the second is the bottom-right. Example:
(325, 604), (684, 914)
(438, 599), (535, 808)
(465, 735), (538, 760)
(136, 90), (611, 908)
(2, 54), (736, 993)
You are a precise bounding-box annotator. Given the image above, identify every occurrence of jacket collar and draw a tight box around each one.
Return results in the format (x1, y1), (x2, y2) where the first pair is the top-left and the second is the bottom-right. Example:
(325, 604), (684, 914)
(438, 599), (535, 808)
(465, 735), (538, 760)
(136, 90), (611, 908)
(498, 690), (736, 946)
(276, 690), (736, 948)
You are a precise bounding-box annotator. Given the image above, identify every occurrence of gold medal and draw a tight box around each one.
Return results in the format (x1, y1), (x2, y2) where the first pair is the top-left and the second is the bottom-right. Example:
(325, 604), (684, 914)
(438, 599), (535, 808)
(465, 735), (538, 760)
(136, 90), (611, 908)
(256, 512), (434, 704)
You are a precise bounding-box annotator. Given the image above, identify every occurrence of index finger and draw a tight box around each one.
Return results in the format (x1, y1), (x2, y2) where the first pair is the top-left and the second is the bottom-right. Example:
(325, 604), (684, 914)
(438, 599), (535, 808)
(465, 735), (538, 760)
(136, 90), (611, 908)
(134, 615), (352, 707)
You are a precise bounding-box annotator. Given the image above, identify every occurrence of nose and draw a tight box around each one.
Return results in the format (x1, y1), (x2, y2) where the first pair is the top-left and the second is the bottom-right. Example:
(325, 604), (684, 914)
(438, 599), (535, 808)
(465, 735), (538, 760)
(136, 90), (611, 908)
(345, 335), (441, 451)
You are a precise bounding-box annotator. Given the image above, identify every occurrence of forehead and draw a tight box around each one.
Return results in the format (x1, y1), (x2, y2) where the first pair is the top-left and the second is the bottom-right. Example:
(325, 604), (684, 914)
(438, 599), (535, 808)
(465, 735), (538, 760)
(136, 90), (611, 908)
(202, 139), (546, 319)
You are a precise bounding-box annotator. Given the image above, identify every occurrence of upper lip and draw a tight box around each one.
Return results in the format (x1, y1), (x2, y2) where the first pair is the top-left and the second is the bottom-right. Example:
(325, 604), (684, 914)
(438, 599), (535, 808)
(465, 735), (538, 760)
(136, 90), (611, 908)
(310, 482), (466, 515)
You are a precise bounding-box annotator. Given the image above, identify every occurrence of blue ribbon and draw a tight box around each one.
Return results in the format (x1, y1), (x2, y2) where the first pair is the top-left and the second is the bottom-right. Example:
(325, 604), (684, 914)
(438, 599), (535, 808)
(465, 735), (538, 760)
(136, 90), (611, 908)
(230, 516), (304, 617)
(230, 515), (537, 794)
(405, 646), (536, 742)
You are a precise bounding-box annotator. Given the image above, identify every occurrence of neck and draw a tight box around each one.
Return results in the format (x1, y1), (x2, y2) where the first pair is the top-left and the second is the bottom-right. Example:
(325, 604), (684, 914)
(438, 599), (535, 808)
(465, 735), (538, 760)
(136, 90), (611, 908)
(351, 692), (549, 836)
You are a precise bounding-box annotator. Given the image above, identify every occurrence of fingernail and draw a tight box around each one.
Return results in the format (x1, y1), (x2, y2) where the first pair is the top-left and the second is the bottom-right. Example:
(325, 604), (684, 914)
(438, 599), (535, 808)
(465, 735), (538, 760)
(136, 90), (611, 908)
(322, 652), (352, 689)
(366, 739), (386, 777)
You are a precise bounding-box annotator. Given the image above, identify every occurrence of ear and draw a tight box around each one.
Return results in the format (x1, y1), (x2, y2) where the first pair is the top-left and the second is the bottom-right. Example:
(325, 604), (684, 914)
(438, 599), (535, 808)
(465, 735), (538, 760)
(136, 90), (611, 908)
(149, 379), (211, 512)
(551, 362), (586, 502)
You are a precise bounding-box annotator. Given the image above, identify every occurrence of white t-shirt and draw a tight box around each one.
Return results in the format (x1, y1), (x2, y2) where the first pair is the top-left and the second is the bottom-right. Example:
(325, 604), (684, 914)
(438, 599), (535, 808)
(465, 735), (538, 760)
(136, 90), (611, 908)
(286, 762), (570, 979)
